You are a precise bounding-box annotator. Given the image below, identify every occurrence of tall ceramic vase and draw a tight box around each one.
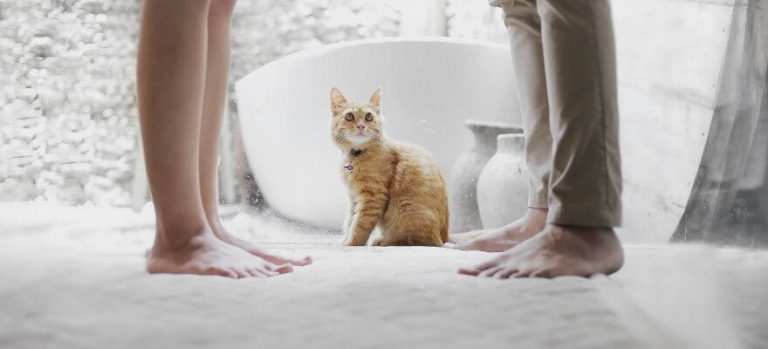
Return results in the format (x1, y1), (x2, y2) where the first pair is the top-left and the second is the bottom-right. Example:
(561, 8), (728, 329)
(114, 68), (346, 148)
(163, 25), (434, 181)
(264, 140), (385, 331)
(477, 134), (529, 229)
(449, 120), (522, 233)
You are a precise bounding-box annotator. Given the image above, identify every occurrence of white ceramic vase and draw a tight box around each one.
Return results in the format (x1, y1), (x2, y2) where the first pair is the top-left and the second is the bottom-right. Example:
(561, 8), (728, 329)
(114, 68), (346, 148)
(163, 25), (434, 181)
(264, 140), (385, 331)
(477, 133), (528, 229)
(448, 120), (522, 233)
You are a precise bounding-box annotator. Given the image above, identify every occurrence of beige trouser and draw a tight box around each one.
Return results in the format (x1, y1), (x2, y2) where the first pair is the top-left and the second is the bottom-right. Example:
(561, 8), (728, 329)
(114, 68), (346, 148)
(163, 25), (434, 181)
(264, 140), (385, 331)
(491, 0), (622, 227)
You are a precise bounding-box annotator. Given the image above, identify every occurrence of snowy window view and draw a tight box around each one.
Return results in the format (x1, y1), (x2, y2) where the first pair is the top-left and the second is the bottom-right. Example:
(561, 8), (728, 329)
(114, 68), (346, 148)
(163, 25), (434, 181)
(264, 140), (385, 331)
(0, 0), (505, 207)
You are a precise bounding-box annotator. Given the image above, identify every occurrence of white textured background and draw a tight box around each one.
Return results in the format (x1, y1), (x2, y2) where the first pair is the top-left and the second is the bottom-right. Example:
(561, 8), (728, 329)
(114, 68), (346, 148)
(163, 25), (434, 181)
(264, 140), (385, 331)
(0, 0), (505, 207)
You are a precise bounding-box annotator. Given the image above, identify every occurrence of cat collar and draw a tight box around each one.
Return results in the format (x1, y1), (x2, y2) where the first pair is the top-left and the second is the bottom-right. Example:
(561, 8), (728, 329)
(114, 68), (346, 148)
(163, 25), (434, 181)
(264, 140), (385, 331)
(344, 149), (364, 171)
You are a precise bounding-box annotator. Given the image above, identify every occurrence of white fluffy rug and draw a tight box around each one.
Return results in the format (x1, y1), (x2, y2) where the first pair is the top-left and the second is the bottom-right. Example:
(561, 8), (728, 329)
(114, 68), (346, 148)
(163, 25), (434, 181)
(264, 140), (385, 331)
(0, 203), (766, 349)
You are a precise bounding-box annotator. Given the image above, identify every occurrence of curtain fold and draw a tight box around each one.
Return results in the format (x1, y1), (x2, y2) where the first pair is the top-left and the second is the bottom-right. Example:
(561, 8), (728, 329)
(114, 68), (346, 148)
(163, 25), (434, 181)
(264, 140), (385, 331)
(673, 0), (768, 245)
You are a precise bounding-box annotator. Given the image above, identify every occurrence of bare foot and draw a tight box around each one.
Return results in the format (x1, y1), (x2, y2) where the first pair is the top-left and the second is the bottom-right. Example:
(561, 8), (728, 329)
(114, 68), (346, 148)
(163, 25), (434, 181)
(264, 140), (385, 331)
(147, 230), (295, 278)
(448, 208), (548, 252)
(458, 224), (624, 278)
(209, 219), (312, 267)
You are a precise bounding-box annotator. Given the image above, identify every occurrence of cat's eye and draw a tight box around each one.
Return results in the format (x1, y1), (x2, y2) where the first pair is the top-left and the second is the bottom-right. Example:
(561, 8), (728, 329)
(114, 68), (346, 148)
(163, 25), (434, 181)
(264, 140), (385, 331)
(344, 113), (354, 121)
(365, 113), (373, 121)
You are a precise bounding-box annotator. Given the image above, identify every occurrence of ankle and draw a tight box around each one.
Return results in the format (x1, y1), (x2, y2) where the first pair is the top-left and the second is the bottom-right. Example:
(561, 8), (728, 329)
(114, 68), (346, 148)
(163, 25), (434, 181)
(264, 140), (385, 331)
(206, 217), (231, 237)
(202, 210), (224, 230)
(550, 224), (614, 233)
(547, 224), (621, 248)
(153, 224), (211, 251)
(524, 208), (548, 226)
(526, 207), (548, 217)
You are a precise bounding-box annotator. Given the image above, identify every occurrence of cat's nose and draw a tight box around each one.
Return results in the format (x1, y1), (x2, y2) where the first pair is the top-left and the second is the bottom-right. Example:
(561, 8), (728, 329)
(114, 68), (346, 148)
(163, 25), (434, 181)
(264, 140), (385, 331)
(356, 124), (366, 130)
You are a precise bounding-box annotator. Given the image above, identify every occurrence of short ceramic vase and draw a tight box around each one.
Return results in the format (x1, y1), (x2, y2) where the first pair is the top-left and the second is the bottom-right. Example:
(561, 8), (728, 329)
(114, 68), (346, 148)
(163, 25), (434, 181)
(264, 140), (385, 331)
(477, 133), (528, 229)
(448, 120), (522, 233)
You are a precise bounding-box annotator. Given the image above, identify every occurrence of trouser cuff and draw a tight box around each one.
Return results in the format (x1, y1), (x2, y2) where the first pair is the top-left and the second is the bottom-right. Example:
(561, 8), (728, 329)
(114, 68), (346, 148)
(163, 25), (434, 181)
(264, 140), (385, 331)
(547, 203), (622, 227)
(528, 188), (548, 208)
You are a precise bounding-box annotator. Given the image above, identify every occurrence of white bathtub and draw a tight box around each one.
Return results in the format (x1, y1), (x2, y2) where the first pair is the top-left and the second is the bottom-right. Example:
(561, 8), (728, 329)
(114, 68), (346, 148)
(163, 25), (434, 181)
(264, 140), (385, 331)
(235, 38), (521, 228)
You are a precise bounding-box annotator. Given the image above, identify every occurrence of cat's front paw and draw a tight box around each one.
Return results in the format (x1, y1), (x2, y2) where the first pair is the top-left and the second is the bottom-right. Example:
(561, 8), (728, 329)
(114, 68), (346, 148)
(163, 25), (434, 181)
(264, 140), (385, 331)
(371, 237), (385, 247)
(339, 236), (364, 247)
(344, 237), (369, 246)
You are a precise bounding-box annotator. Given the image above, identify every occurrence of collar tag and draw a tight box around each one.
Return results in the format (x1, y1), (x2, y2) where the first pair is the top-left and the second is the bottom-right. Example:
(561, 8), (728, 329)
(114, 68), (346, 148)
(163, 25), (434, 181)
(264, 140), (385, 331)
(345, 148), (362, 171)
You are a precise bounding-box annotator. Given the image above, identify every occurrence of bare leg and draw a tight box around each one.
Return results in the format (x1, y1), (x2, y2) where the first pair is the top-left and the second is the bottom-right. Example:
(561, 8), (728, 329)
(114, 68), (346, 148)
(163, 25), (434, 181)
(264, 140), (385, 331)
(449, 208), (547, 251)
(138, 0), (292, 278)
(197, 0), (311, 266)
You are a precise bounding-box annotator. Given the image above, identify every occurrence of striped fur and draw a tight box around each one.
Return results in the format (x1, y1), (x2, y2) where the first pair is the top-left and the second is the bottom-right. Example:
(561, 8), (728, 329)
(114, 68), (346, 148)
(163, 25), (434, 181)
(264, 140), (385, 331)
(330, 88), (449, 246)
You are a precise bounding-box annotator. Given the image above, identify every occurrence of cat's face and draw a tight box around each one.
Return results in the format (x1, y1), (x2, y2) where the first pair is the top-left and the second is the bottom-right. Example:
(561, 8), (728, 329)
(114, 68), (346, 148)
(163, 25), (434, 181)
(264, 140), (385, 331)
(330, 87), (383, 148)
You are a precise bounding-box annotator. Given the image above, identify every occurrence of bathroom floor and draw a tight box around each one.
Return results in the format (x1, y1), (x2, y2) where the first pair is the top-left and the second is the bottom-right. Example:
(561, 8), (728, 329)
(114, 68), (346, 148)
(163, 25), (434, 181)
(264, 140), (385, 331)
(1, 203), (766, 349)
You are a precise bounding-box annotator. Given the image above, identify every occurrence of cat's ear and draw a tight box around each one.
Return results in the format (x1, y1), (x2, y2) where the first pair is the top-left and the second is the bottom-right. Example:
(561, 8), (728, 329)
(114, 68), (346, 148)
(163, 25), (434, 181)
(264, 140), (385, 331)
(330, 87), (347, 114)
(369, 88), (381, 109)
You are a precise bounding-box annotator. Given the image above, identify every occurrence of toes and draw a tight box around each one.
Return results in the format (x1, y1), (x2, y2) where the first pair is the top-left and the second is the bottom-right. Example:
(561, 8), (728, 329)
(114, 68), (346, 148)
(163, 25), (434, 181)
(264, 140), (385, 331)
(245, 268), (264, 278)
(455, 239), (483, 251)
(232, 268), (251, 279)
(480, 267), (503, 278)
(288, 255), (313, 266)
(255, 265), (278, 277)
(267, 263), (294, 274)
(512, 270), (533, 278)
(458, 257), (501, 276)
(474, 259), (499, 272)
(454, 237), (518, 252)
(298, 256), (313, 265)
(269, 255), (311, 266)
(496, 268), (518, 279)
(451, 240), (469, 250)
(528, 269), (553, 278)
(261, 269), (279, 277)
(204, 266), (238, 278)
(457, 267), (481, 276)
(252, 249), (312, 266)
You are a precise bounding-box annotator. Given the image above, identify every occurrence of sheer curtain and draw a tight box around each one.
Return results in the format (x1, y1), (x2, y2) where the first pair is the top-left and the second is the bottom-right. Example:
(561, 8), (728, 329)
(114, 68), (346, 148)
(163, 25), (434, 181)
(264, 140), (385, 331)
(674, 0), (768, 246)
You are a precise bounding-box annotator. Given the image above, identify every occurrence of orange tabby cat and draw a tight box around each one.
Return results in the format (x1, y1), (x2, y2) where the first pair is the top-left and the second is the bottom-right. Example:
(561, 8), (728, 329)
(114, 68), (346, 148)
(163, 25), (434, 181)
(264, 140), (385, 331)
(330, 87), (449, 246)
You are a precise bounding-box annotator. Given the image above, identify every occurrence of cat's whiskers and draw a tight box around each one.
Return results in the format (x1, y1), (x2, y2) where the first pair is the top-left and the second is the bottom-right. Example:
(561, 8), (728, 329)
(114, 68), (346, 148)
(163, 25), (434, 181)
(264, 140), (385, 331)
(329, 87), (449, 247)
